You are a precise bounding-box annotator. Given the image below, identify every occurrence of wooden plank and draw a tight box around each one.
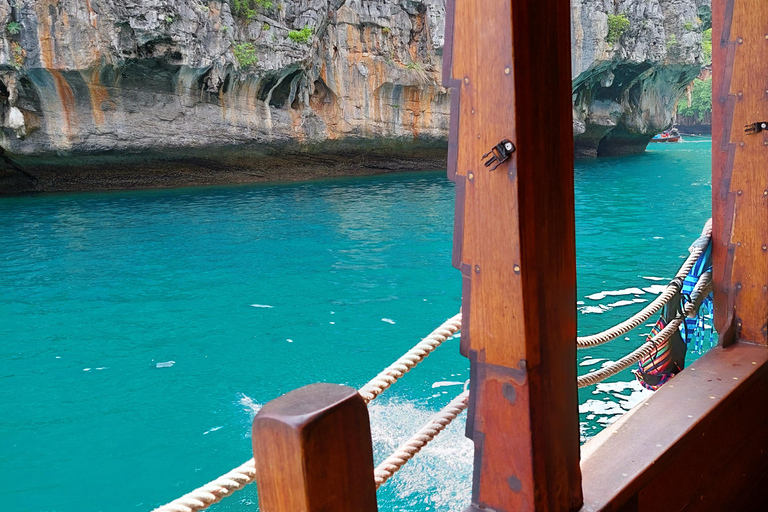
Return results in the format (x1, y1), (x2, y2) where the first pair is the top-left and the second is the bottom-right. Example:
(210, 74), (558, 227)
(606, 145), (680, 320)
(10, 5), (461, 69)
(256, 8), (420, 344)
(581, 343), (768, 511)
(252, 384), (378, 512)
(712, 0), (768, 345)
(443, 0), (582, 510)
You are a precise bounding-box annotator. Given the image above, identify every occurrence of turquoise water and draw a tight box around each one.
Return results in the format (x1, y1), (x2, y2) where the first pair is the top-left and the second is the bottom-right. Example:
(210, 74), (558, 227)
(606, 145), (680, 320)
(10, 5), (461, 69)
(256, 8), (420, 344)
(0, 138), (712, 512)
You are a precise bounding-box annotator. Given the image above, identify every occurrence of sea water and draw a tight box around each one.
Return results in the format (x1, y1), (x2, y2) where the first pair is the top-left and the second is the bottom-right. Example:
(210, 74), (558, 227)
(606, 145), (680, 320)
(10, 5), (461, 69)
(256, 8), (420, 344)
(0, 137), (712, 512)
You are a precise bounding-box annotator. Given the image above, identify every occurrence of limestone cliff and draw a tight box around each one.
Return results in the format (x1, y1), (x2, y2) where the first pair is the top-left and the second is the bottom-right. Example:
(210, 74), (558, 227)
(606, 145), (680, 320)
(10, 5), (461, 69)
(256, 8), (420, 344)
(0, 0), (707, 192)
(571, 0), (711, 156)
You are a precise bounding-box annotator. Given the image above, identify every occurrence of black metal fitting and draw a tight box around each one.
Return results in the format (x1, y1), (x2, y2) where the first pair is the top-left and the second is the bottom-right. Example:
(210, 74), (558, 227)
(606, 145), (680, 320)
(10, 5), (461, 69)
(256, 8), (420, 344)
(482, 139), (516, 171)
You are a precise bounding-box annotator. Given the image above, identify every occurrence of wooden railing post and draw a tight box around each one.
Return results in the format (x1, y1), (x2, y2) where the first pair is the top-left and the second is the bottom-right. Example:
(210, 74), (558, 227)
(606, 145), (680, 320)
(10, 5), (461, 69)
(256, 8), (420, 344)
(252, 383), (378, 512)
(712, 0), (768, 346)
(443, 0), (582, 510)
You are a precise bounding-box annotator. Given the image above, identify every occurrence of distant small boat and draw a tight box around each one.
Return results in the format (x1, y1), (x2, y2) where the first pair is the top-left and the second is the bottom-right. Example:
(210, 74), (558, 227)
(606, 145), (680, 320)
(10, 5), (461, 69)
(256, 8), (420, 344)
(651, 128), (682, 143)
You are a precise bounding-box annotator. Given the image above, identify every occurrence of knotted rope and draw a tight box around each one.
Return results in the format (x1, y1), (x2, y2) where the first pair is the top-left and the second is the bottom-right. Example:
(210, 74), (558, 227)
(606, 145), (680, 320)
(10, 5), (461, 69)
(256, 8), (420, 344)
(577, 270), (712, 388)
(152, 314), (462, 512)
(374, 390), (470, 489)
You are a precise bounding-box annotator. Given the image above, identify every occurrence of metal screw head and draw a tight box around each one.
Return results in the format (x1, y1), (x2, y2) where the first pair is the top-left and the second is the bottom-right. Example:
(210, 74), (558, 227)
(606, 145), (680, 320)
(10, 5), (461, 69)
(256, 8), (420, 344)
(474, 265), (481, 274)
(513, 264), (521, 274)
(504, 142), (513, 151)
(467, 172), (474, 181)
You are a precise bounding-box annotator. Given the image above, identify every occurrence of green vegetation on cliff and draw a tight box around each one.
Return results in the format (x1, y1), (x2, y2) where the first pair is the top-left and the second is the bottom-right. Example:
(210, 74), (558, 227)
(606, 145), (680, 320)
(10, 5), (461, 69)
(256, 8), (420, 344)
(288, 26), (312, 44)
(677, 76), (712, 122)
(231, 0), (272, 20)
(233, 42), (258, 68)
(606, 14), (630, 45)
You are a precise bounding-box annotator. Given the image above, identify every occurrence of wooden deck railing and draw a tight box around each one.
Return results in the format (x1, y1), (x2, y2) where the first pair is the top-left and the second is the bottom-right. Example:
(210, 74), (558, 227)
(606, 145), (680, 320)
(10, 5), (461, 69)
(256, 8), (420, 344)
(246, 0), (768, 511)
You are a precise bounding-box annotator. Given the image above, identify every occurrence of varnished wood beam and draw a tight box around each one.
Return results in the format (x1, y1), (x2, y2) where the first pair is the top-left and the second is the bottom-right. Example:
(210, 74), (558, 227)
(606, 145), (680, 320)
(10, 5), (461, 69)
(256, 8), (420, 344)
(712, 0), (768, 345)
(252, 384), (378, 512)
(443, 0), (582, 510)
(581, 343), (768, 511)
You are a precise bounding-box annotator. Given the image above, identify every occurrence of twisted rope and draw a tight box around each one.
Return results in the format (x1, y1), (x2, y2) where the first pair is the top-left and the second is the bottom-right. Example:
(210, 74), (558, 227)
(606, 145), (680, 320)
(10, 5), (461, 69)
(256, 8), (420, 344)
(152, 314), (462, 512)
(358, 313), (463, 404)
(374, 390), (469, 489)
(576, 223), (711, 348)
(577, 270), (712, 388)
(151, 458), (257, 512)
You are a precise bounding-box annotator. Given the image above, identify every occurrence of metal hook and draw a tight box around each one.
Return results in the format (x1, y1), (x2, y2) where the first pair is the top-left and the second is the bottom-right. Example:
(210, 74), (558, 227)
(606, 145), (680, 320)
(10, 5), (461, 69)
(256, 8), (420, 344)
(744, 121), (768, 135)
(482, 139), (516, 171)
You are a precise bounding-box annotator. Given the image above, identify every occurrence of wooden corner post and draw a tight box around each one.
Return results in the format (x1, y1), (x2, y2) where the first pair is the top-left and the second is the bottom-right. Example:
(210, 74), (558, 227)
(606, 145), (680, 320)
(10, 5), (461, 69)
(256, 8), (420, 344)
(252, 384), (378, 512)
(443, 0), (583, 510)
(712, 0), (768, 346)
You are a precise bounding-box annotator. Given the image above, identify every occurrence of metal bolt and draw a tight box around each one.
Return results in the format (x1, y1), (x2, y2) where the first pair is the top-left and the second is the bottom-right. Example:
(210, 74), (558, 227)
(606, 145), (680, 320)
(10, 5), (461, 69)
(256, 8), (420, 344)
(464, 77), (470, 84)
(471, 109), (475, 114)
(504, 67), (510, 75)
(504, 142), (514, 152)
(738, 91), (743, 98)
(740, 141), (745, 147)
(738, 190), (743, 195)
(468, 172), (474, 181)
(474, 265), (481, 274)
(738, 37), (744, 44)
(737, 283), (743, 290)
(762, 245), (767, 251)
(513, 264), (521, 274)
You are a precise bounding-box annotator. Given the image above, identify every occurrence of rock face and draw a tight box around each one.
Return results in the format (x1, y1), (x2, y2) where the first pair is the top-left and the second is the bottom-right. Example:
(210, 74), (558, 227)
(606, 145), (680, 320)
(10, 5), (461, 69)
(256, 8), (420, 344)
(0, 0), (707, 192)
(572, 0), (710, 156)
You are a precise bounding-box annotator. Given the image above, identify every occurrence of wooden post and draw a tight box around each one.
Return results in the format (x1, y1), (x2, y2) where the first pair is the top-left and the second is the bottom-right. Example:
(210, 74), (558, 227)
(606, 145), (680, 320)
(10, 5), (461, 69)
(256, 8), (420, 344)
(712, 0), (768, 346)
(443, 0), (582, 510)
(252, 384), (378, 512)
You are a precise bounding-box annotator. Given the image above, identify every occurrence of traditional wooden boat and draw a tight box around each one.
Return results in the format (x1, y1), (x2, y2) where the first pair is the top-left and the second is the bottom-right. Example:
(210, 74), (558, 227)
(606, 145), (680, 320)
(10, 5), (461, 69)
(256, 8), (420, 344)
(153, 0), (768, 511)
(651, 129), (682, 142)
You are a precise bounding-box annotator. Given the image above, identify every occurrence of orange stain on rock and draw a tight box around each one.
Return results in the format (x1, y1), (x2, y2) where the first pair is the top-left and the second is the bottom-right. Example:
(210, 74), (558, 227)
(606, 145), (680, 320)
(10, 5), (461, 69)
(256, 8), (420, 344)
(49, 70), (76, 138)
(83, 68), (108, 126)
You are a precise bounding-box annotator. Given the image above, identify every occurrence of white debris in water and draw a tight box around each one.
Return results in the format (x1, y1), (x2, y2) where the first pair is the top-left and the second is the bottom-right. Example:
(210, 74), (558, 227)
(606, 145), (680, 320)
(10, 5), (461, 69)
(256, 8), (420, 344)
(606, 299), (638, 308)
(156, 361), (175, 368)
(287, 339), (293, 343)
(642, 276), (667, 281)
(642, 285), (668, 294)
(203, 426), (223, 435)
(653, 237), (664, 240)
(431, 381), (464, 388)
(381, 318), (396, 324)
(330, 321), (335, 325)
(579, 399), (624, 416)
(83, 368), (91, 372)
(579, 304), (612, 314)
(250, 304), (273, 308)
(576, 301), (585, 305)
(579, 358), (607, 367)
(239, 393), (262, 418)
(585, 288), (646, 301)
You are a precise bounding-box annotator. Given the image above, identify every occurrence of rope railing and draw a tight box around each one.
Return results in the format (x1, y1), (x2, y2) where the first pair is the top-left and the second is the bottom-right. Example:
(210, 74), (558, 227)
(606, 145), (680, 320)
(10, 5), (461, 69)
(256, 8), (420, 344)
(153, 222), (714, 510)
(374, 390), (469, 489)
(152, 314), (462, 512)
(577, 270), (712, 388)
(576, 223), (711, 348)
(359, 313), (462, 403)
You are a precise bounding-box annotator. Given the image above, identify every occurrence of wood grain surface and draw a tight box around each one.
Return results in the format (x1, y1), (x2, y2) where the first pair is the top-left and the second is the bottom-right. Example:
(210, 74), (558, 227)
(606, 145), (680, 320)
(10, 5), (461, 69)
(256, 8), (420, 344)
(712, 0), (768, 345)
(443, 0), (582, 509)
(252, 384), (378, 512)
